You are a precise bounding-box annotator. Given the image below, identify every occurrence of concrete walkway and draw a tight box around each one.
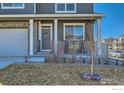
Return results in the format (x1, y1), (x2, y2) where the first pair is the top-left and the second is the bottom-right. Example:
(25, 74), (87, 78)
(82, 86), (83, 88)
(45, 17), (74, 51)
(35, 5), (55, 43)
(0, 57), (25, 69)
(0, 61), (15, 69)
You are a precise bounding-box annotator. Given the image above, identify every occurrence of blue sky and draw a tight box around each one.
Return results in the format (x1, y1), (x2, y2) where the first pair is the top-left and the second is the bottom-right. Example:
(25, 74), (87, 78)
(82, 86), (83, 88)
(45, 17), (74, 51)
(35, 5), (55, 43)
(95, 3), (124, 39)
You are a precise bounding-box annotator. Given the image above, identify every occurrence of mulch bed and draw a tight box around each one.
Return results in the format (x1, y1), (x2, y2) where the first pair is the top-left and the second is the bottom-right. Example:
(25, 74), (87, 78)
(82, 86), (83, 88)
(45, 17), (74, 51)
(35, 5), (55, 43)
(0, 62), (124, 85)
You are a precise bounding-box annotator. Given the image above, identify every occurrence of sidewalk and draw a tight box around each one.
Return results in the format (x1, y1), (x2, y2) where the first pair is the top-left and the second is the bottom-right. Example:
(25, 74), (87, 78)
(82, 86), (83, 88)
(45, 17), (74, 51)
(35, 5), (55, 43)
(0, 57), (25, 69)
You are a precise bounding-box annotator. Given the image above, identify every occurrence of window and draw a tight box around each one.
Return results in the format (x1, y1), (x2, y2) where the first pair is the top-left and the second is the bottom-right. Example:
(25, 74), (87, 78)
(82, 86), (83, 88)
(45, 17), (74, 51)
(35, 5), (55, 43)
(66, 4), (75, 11)
(56, 4), (65, 11)
(1, 3), (24, 9)
(64, 24), (84, 40)
(64, 23), (85, 54)
(65, 26), (74, 40)
(55, 3), (76, 13)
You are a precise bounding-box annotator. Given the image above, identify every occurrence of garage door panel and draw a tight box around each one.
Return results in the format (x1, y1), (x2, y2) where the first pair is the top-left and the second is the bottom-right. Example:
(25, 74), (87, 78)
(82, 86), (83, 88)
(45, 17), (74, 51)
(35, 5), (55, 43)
(0, 29), (28, 56)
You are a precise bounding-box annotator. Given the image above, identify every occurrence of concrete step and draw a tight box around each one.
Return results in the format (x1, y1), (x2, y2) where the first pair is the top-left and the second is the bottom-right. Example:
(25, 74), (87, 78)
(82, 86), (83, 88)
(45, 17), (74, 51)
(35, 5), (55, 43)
(36, 51), (51, 56)
(26, 55), (45, 63)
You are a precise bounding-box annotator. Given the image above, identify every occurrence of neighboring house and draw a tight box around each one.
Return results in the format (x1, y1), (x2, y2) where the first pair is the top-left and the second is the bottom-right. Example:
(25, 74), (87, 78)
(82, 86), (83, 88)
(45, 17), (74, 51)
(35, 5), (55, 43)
(118, 35), (124, 51)
(102, 38), (116, 57)
(112, 39), (119, 50)
(104, 36), (124, 51)
(0, 3), (104, 60)
(102, 35), (124, 58)
(103, 38), (116, 50)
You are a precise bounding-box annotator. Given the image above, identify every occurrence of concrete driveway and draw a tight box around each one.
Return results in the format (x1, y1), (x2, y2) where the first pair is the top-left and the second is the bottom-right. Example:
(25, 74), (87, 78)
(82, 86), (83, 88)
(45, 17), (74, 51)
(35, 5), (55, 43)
(0, 57), (25, 69)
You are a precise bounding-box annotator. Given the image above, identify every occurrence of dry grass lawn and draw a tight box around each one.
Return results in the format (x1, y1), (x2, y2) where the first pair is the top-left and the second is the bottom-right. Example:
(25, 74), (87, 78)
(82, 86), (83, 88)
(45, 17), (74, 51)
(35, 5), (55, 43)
(0, 62), (124, 85)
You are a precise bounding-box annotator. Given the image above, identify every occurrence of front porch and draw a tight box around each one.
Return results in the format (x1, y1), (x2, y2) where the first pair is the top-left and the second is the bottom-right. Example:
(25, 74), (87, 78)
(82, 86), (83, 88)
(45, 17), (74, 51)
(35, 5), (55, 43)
(30, 17), (102, 62)
(0, 14), (104, 62)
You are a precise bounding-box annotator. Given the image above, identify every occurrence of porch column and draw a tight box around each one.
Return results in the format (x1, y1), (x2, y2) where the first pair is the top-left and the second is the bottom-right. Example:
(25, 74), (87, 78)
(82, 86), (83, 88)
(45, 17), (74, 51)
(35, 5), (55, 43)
(29, 19), (34, 55)
(97, 18), (102, 56)
(54, 19), (58, 55)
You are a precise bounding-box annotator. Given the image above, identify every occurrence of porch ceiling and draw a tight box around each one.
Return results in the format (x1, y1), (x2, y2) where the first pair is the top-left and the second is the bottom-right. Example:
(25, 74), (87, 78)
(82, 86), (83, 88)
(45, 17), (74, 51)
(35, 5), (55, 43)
(0, 14), (105, 20)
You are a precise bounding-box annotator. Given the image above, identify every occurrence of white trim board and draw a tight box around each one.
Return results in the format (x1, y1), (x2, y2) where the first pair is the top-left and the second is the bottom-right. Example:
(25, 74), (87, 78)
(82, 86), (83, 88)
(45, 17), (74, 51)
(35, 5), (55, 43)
(34, 3), (36, 14)
(0, 14), (105, 18)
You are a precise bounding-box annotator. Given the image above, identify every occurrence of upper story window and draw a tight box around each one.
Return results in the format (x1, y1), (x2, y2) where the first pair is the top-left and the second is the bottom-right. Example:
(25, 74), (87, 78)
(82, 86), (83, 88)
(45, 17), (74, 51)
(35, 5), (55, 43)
(1, 3), (24, 9)
(55, 3), (76, 13)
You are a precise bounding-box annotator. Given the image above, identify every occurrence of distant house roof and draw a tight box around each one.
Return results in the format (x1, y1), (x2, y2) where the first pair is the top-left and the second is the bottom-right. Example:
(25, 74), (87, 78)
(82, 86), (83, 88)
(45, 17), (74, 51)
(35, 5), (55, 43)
(119, 35), (124, 38)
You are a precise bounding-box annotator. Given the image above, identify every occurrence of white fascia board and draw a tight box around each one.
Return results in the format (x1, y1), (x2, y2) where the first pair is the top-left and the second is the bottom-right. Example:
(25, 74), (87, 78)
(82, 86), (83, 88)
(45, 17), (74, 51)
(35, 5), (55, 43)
(0, 14), (105, 18)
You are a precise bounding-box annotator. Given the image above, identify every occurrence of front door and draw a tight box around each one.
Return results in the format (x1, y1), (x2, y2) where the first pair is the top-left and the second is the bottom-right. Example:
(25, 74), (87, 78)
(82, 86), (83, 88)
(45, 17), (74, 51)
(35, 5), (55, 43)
(40, 24), (52, 51)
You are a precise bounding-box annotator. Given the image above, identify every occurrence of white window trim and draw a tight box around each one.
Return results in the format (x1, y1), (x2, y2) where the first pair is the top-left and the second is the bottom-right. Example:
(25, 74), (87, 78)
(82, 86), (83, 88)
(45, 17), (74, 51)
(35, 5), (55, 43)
(34, 3), (36, 14)
(40, 23), (53, 51)
(1, 3), (25, 9)
(55, 3), (76, 13)
(63, 23), (85, 40)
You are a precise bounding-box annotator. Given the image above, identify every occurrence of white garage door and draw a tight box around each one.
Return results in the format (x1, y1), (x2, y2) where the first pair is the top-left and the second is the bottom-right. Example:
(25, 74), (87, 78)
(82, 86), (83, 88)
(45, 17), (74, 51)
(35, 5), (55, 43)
(0, 29), (28, 56)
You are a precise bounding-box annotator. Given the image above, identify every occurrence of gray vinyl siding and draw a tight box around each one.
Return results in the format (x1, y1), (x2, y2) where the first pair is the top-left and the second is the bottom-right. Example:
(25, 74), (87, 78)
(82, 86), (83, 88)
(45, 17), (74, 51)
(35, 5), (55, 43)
(0, 3), (94, 14)
(0, 3), (34, 14)
(36, 3), (94, 14)
(36, 3), (55, 14)
(76, 3), (94, 14)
